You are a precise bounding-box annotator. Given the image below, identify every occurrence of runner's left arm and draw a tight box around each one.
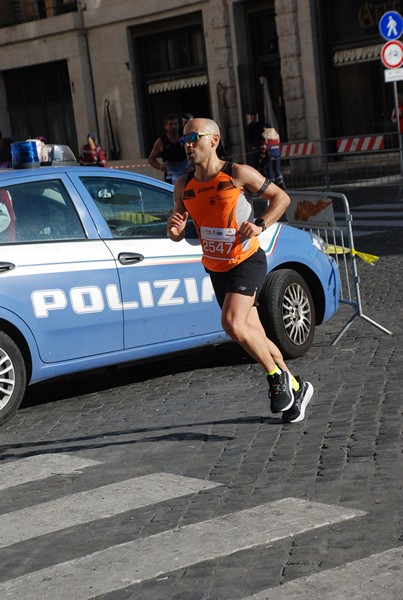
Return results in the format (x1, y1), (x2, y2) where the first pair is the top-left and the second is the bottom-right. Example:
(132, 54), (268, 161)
(232, 163), (290, 238)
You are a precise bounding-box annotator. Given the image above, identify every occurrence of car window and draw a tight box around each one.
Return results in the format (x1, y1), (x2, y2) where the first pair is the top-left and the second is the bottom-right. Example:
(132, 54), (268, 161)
(0, 179), (86, 244)
(80, 176), (175, 239)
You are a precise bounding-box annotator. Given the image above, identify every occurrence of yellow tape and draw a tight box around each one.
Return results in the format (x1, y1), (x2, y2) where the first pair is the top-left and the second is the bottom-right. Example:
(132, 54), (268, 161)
(326, 245), (379, 264)
(351, 249), (379, 264)
(326, 244), (348, 255)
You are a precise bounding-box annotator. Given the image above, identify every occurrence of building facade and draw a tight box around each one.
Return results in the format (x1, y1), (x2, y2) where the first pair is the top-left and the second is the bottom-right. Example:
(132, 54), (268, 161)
(0, 0), (400, 164)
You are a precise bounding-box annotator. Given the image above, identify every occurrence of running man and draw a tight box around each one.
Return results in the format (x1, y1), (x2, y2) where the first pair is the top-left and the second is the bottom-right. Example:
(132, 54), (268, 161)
(167, 117), (313, 422)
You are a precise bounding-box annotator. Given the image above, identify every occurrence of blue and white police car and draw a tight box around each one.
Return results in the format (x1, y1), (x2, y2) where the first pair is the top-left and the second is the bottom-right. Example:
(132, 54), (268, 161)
(0, 142), (340, 425)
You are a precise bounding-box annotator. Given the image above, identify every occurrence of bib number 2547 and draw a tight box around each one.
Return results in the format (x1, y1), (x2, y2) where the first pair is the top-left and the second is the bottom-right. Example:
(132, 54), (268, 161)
(200, 226), (236, 255)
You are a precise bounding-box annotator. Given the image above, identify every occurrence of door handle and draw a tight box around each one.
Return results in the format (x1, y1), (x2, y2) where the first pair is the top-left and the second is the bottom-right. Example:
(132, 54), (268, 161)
(0, 262), (15, 273)
(118, 252), (144, 265)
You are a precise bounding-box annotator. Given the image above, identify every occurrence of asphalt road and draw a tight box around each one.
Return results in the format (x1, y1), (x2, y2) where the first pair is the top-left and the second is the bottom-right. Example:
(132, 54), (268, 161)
(0, 186), (401, 600)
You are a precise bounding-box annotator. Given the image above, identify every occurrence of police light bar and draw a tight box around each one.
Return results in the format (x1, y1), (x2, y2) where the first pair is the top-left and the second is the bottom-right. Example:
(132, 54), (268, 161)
(11, 141), (40, 169)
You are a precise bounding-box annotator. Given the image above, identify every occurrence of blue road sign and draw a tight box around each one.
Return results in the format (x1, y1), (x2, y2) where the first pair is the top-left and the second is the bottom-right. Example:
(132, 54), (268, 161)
(379, 11), (403, 41)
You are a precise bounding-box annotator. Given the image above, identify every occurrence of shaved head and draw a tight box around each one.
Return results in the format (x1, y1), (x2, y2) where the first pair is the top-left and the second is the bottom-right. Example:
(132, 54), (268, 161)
(184, 118), (220, 135)
(181, 117), (222, 168)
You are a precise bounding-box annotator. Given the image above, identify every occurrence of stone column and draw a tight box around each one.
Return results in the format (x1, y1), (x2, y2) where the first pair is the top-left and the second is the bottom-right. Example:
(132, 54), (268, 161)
(203, 0), (241, 157)
(275, 0), (307, 140)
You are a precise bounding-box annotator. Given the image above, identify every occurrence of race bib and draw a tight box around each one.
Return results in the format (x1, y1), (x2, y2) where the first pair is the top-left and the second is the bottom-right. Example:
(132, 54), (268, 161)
(200, 226), (236, 242)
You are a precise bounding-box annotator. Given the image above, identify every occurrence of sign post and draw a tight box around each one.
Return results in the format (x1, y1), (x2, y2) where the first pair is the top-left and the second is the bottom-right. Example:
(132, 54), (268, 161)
(379, 11), (403, 176)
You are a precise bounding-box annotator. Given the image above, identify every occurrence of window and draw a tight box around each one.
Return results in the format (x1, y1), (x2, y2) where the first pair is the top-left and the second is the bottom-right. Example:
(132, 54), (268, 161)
(80, 177), (174, 239)
(0, 180), (86, 243)
(4, 61), (78, 154)
(131, 13), (209, 154)
(141, 26), (206, 77)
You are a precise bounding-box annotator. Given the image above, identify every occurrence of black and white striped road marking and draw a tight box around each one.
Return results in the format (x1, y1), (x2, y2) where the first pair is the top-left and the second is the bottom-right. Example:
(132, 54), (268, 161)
(0, 472), (221, 547)
(348, 204), (403, 236)
(0, 497), (365, 600)
(0, 454), (100, 490)
(5, 455), (401, 600)
(242, 547), (403, 599)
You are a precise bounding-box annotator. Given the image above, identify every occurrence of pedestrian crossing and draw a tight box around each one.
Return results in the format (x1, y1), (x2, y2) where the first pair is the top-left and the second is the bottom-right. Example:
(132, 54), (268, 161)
(0, 472), (221, 547)
(242, 548), (403, 599)
(349, 203), (403, 236)
(0, 454), (100, 490)
(0, 454), (399, 599)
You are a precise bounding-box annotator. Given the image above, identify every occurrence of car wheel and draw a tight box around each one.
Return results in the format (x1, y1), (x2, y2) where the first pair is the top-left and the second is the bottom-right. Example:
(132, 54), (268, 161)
(258, 269), (316, 358)
(0, 332), (27, 426)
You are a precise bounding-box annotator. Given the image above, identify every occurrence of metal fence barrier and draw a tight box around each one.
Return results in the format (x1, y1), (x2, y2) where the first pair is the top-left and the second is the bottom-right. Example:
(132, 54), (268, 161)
(240, 131), (403, 190)
(286, 190), (393, 344)
(288, 132), (403, 189)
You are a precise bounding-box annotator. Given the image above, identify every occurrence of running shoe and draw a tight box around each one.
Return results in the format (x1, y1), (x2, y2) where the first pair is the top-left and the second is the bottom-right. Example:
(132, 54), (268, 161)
(267, 369), (294, 413)
(282, 376), (314, 423)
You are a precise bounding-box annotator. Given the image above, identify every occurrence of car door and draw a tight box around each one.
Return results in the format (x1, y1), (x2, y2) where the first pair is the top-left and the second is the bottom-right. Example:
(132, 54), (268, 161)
(76, 173), (224, 352)
(0, 173), (124, 363)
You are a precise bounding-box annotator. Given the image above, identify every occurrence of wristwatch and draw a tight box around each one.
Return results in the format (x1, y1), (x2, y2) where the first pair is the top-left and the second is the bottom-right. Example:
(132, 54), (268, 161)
(254, 218), (266, 232)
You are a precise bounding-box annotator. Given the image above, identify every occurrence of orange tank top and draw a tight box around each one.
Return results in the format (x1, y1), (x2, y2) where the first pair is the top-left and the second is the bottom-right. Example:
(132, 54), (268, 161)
(183, 162), (260, 272)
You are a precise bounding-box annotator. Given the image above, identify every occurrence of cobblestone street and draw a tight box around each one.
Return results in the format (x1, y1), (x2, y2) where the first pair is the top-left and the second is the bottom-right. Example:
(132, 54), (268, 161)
(0, 198), (401, 599)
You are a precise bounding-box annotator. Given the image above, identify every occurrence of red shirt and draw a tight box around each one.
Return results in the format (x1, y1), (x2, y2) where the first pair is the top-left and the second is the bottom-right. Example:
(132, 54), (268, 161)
(79, 144), (107, 167)
(260, 135), (280, 160)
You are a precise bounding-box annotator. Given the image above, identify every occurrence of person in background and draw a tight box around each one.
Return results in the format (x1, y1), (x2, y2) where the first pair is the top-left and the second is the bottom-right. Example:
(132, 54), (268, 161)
(26, 136), (47, 162)
(79, 133), (107, 167)
(259, 122), (285, 189)
(217, 133), (228, 160)
(148, 114), (189, 184)
(391, 93), (403, 151)
(167, 117), (313, 423)
(246, 112), (262, 169)
(391, 92), (403, 138)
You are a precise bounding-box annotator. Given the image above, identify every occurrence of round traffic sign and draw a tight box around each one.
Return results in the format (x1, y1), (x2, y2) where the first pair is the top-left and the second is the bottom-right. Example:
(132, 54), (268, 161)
(381, 40), (403, 68)
(379, 11), (403, 41)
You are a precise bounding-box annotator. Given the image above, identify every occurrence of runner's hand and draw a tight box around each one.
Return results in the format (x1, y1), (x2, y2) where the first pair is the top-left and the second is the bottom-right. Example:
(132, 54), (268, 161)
(168, 211), (188, 239)
(238, 220), (262, 238)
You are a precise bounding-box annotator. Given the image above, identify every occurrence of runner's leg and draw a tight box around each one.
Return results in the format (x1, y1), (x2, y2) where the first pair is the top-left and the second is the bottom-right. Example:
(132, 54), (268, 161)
(221, 291), (280, 373)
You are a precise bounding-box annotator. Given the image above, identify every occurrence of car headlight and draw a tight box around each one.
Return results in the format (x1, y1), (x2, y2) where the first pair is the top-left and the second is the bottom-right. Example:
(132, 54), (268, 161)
(310, 232), (328, 253)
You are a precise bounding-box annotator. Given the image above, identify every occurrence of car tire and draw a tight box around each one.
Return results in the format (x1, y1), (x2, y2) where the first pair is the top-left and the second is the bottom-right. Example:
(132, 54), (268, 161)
(0, 332), (27, 426)
(258, 269), (316, 358)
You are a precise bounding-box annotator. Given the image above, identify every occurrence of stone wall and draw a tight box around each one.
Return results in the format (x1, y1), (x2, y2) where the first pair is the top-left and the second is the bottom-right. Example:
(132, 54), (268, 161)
(0, 0), (320, 161)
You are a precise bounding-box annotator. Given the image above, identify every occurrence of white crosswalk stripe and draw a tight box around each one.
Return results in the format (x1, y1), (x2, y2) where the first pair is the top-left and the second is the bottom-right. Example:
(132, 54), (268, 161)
(348, 204), (403, 236)
(0, 497), (365, 600)
(241, 547), (403, 600)
(3, 455), (400, 600)
(0, 454), (100, 490)
(0, 472), (221, 547)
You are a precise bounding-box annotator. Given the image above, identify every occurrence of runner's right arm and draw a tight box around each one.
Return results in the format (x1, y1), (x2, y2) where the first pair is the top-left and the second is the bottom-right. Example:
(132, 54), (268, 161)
(167, 177), (188, 241)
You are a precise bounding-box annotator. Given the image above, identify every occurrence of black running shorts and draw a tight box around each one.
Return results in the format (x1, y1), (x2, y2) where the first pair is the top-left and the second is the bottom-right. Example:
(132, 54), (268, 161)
(206, 247), (267, 308)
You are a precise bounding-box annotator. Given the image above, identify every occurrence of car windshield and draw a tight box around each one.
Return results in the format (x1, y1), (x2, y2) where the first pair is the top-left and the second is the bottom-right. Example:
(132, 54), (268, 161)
(0, 179), (86, 243)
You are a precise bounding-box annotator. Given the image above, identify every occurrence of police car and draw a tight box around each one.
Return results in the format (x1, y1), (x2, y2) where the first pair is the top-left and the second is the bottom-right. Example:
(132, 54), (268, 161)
(0, 141), (340, 425)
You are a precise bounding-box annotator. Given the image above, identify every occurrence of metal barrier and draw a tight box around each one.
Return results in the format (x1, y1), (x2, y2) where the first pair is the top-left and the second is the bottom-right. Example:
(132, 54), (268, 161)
(240, 131), (403, 190)
(288, 132), (403, 189)
(286, 190), (393, 345)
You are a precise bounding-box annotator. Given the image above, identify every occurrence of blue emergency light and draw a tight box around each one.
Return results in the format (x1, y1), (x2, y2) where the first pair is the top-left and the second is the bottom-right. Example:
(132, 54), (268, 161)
(11, 141), (40, 169)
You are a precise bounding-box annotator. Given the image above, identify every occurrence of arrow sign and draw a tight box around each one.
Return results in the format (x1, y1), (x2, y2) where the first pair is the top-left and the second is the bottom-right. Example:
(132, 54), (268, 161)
(379, 11), (403, 40)
(381, 40), (403, 68)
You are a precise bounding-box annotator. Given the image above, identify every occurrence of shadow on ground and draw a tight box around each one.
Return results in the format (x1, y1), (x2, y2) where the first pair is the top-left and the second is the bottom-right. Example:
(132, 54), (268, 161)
(21, 343), (250, 410)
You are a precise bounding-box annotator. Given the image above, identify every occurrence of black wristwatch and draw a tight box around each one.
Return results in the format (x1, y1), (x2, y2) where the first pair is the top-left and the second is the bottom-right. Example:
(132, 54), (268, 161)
(254, 218), (266, 232)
